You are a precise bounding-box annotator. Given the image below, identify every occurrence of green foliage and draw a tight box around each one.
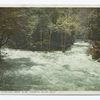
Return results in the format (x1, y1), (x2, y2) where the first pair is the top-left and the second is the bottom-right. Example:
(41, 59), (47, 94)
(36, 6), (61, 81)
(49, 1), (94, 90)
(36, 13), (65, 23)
(0, 8), (82, 52)
(86, 9), (100, 40)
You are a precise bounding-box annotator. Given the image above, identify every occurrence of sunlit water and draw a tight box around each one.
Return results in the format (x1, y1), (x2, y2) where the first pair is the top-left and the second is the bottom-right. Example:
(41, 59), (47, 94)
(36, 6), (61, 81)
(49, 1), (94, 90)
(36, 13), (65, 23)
(0, 41), (100, 91)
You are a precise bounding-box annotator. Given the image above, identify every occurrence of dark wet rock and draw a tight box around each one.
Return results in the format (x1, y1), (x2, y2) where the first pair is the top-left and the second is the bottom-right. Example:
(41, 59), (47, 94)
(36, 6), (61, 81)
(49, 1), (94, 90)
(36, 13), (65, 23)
(90, 41), (100, 61)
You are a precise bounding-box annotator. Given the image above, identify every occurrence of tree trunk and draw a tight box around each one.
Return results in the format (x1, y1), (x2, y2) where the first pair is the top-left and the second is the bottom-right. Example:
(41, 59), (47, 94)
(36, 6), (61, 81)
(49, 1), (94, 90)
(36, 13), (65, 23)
(0, 45), (2, 61)
(63, 32), (66, 52)
(61, 32), (66, 52)
(48, 30), (51, 51)
(61, 32), (64, 52)
(40, 31), (43, 50)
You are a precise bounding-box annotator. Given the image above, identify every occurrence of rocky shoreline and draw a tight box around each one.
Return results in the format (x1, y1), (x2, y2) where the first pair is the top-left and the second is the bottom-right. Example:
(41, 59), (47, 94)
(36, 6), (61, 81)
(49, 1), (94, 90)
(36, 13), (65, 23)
(90, 41), (100, 61)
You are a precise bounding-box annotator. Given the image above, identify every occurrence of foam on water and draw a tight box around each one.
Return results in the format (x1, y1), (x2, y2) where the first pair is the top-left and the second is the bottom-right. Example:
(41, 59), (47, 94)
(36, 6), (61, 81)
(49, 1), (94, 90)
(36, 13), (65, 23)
(1, 41), (100, 91)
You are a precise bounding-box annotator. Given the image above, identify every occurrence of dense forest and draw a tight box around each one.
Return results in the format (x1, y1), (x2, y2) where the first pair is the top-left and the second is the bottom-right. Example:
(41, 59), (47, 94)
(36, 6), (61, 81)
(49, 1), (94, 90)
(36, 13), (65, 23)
(0, 8), (100, 60)
(0, 8), (100, 58)
(0, 8), (79, 51)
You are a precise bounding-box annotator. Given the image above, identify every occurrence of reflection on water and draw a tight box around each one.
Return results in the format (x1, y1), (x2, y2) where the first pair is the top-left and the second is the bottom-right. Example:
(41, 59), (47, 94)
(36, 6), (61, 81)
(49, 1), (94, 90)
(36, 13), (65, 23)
(0, 41), (100, 91)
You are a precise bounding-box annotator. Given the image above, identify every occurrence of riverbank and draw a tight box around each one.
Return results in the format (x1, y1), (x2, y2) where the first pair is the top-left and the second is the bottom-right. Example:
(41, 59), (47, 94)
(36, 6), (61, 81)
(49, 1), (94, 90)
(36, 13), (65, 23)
(89, 41), (100, 61)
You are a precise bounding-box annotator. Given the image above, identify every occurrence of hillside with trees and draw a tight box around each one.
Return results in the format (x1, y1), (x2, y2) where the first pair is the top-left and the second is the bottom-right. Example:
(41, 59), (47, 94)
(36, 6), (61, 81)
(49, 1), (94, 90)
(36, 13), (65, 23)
(0, 8), (100, 60)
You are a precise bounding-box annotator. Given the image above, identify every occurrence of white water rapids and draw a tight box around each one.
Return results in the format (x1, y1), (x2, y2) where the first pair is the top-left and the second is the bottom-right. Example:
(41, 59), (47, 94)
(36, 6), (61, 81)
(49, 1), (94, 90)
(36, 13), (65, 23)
(0, 41), (100, 91)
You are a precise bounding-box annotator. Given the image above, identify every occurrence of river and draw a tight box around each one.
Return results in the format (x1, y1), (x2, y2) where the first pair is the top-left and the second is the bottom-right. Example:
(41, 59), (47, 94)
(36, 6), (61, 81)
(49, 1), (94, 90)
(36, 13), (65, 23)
(0, 41), (100, 91)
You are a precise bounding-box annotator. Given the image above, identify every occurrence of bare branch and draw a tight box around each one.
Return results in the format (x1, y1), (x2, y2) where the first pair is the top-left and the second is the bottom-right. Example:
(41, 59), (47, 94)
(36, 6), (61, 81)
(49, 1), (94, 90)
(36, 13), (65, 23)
(1, 35), (9, 46)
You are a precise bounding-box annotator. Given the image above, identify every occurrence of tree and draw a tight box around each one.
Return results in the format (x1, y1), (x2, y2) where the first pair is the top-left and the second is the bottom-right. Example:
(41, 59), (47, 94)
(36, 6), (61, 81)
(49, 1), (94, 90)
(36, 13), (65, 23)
(85, 9), (100, 59)
(0, 8), (29, 59)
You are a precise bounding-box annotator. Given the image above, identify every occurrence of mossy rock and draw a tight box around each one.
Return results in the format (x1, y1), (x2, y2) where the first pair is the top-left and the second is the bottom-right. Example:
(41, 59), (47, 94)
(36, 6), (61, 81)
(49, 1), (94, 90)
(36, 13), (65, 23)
(91, 48), (100, 60)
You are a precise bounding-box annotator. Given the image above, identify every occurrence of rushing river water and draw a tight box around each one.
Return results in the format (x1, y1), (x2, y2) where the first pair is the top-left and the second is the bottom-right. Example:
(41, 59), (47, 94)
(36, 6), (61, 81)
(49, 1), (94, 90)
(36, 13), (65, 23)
(0, 41), (100, 91)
